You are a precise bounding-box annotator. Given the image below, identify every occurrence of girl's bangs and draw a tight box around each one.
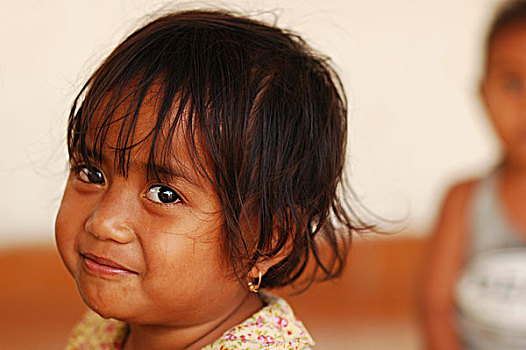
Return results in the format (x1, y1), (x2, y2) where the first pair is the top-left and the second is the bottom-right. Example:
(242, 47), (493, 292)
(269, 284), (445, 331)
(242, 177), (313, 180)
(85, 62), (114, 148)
(68, 68), (213, 184)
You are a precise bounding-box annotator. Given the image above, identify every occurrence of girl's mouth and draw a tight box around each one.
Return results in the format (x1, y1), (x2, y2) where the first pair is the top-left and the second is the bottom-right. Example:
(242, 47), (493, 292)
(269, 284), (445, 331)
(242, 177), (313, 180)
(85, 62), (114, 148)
(81, 253), (137, 276)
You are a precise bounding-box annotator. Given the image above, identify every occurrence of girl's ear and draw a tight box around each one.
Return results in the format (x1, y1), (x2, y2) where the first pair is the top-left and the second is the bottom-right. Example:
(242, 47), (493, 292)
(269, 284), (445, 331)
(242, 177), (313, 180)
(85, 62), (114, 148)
(247, 236), (294, 279)
(240, 205), (297, 280)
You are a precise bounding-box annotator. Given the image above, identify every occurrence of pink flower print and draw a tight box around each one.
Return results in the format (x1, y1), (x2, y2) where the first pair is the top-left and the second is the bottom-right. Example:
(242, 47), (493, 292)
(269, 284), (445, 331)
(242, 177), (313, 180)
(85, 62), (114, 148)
(255, 316), (265, 328)
(273, 316), (289, 330)
(257, 335), (276, 345)
(223, 331), (237, 341)
(240, 335), (249, 343)
(104, 323), (116, 333)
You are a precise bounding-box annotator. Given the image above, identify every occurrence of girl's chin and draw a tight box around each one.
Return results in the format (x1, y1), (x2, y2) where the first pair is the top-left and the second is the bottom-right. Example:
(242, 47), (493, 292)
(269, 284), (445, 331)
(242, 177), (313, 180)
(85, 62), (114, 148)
(77, 286), (137, 321)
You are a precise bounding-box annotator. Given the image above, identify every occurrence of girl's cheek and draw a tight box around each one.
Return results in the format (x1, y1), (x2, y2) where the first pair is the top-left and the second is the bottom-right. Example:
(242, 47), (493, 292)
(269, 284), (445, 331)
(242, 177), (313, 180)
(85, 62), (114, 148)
(55, 186), (85, 265)
(55, 205), (77, 276)
(55, 194), (70, 244)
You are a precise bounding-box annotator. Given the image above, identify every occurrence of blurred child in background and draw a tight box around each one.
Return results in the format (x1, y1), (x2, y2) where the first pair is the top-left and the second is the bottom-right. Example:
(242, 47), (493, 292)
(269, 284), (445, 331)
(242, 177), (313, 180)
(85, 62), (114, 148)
(423, 1), (526, 349)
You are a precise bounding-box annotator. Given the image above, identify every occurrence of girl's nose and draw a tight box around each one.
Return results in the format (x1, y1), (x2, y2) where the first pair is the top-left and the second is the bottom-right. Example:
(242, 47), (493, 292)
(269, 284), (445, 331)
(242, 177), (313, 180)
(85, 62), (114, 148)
(84, 188), (136, 244)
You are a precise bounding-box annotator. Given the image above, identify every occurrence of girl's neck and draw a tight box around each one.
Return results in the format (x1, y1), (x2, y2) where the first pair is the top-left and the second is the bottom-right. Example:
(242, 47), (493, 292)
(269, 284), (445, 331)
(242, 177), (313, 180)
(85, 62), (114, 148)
(123, 293), (263, 350)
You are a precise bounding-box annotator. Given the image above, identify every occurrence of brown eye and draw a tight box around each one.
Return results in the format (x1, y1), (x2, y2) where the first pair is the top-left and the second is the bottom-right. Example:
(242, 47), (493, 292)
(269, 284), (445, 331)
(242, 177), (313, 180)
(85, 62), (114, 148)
(78, 166), (105, 185)
(146, 185), (181, 204)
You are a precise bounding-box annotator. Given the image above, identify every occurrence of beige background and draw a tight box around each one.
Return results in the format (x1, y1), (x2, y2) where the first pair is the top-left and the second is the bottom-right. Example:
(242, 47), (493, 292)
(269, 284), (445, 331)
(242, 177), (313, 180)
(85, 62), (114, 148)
(0, 0), (501, 247)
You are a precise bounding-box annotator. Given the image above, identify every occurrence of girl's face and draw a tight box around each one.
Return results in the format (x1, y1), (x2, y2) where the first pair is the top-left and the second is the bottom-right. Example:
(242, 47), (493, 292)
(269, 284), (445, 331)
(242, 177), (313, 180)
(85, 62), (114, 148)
(55, 99), (250, 327)
(482, 23), (526, 165)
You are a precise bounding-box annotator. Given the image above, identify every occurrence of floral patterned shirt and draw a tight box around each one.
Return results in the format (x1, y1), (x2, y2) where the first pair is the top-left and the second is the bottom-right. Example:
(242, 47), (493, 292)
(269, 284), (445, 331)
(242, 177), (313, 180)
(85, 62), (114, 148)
(64, 292), (314, 349)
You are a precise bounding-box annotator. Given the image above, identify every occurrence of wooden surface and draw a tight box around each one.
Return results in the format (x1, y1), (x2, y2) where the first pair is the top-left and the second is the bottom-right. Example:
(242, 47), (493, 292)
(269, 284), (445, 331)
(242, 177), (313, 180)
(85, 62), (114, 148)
(0, 237), (425, 349)
(0, 247), (86, 349)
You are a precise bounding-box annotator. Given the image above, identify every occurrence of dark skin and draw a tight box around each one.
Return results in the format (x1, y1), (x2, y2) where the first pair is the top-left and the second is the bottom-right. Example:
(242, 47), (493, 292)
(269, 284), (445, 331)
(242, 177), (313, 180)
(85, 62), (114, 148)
(55, 97), (282, 350)
(423, 23), (526, 350)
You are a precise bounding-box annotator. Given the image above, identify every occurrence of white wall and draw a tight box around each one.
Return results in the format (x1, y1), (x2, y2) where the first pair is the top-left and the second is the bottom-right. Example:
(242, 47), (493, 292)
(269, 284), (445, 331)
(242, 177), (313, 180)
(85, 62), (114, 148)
(0, 0), (502, 247)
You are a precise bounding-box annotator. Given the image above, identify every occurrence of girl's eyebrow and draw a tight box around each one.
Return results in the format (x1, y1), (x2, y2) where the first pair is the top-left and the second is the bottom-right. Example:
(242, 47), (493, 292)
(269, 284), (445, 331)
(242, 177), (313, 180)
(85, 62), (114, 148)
(74, 147), (203, 189)
(70, 147), (101, 161)
(148, 162), (203, 189)
(71, 145), (204, 190)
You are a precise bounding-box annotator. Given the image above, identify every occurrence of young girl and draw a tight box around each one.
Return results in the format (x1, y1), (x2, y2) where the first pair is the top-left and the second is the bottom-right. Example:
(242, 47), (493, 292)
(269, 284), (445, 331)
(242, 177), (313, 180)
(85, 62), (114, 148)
(55, 9), (363, 350)
(423, 1), (526, 349)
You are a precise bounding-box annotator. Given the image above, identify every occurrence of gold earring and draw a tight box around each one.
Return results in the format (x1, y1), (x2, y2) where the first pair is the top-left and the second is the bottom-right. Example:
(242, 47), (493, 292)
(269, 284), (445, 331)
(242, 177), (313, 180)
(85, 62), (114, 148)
(248, 271), (262, 293)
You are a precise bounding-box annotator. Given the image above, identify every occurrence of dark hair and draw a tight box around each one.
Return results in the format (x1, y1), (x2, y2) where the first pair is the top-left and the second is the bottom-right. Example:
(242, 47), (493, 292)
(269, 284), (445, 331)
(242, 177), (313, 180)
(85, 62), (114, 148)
(485, 0), (526, 69)
(67, 10), (369, 289)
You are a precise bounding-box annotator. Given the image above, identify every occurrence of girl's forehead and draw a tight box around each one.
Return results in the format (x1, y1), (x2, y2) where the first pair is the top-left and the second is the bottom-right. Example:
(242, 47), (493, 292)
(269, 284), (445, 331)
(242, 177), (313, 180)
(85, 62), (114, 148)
(80, 87), (210, 183)
(89, 94), (159, 146)
(87, 85), (191, 148)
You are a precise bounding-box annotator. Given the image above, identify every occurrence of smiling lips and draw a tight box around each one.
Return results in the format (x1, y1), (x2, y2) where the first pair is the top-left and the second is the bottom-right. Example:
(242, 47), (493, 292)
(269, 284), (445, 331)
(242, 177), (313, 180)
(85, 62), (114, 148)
(82, 253), (137, 276)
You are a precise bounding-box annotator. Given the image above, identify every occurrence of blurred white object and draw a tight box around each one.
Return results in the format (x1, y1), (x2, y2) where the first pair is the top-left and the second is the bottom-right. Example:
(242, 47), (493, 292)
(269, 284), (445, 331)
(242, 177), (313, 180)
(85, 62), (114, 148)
(456, 248), (526, 349)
